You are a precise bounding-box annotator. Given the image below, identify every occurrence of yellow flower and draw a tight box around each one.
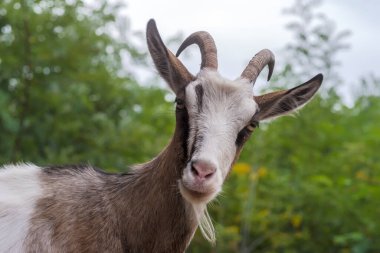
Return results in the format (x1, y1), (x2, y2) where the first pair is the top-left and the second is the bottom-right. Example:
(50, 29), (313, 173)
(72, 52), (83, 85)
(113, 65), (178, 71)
(249, 166), (268, 181)
(257, 167), (268, 178)
(258, 209), (270, 218)
(233, 163), (251, 175)
(291, 215), (303, 228)
(225, 225), (239, 235)
(250, 173), (258, 181)
(355, 170), (368, 181)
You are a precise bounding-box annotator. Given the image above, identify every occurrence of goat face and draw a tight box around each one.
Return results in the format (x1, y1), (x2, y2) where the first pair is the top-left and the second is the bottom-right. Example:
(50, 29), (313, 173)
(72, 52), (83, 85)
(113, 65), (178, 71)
(178, 72), (258, 203)
(146, 19), (323, 204)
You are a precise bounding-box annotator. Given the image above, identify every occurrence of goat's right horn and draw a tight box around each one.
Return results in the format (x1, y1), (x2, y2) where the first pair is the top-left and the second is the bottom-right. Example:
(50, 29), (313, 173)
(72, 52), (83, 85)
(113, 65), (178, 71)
(241, 49), (275, 85)
(176, 31), (218, 70)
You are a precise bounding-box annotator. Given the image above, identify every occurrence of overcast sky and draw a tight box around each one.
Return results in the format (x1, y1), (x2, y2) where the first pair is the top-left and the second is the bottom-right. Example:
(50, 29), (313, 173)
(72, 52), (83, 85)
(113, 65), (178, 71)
(125, 0), (380, 105)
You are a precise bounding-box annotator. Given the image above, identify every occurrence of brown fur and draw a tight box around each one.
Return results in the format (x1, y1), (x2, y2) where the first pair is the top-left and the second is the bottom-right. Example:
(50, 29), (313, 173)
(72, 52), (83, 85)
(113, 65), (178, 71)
(24, 110), (196, 253)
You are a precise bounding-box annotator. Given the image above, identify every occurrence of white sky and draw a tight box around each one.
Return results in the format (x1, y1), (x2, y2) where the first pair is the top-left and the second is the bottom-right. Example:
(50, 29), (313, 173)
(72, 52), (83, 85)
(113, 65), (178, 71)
(125, 0), (380, 104)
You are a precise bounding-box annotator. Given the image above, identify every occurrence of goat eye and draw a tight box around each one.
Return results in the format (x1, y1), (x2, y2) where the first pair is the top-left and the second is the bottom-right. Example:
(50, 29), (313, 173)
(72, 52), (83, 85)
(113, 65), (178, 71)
(175, 98), (185, 109)
(247, 120), (259, 131)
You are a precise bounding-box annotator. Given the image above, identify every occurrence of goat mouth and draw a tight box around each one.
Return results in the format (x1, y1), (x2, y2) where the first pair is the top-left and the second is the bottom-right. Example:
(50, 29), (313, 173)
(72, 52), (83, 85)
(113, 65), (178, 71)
(179, 181), (217, 203)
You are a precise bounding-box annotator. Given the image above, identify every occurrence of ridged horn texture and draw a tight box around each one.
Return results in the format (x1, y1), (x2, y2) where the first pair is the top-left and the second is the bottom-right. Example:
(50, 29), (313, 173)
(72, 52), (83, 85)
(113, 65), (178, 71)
(176, 31), (218, 70)
(241, 49), (275, 85)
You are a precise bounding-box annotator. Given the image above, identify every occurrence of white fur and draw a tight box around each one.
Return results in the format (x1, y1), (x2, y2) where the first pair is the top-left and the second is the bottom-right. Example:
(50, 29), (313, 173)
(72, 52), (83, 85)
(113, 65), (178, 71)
(178, 70), (259, 242)
(180, 70), (258, 204)
(0, 163), (42, 252)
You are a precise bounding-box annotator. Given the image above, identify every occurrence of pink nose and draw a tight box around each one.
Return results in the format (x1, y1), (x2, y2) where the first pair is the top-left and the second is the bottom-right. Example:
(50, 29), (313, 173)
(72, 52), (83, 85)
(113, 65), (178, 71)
(191, 160), (216, 180)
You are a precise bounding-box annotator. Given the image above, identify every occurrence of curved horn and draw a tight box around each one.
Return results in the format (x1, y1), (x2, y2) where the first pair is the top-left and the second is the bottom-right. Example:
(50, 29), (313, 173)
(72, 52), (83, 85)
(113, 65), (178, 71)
(241, 49), (275, 84)
(176, 31), (218, 70)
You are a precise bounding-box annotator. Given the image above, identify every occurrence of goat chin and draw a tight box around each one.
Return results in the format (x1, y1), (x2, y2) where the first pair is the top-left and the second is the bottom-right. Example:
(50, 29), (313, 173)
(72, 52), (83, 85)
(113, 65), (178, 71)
(178, 180), (219, 204)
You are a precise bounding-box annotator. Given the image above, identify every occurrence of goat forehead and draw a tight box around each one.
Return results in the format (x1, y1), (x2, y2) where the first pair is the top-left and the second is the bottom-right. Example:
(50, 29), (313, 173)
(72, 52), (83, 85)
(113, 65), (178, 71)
(186, 70), (257, 121)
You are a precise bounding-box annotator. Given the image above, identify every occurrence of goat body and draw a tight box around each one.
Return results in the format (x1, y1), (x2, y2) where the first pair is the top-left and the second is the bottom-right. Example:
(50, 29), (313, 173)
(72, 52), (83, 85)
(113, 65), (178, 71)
(1, 138), (195, 252)
(0, 19), (322, 252)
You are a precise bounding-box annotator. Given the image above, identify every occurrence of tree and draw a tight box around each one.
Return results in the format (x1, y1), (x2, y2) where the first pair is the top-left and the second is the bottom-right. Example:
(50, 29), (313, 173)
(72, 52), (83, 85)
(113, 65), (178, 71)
(0, 0), (175, 169)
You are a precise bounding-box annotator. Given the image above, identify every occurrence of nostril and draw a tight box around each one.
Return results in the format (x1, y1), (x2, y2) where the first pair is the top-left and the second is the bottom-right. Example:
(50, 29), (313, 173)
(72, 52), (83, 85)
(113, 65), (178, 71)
(205, 172), (213, 179)
(190, 160), (216, 180)
(191, 165), (199, 176)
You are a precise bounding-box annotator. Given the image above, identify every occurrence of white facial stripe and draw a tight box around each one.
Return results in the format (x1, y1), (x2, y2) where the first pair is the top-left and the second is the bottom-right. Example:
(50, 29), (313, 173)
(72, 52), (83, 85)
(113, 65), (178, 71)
(183, 70), (258, 199)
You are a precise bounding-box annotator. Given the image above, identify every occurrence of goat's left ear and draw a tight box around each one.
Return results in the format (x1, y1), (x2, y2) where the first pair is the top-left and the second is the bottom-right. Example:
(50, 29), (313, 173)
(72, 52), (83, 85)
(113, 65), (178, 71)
(254, 74), (323, 121)
(146, 19), (194, 98)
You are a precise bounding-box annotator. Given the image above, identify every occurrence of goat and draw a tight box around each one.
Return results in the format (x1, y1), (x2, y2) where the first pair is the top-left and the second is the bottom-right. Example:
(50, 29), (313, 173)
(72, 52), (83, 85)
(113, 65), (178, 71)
(0, 19), (323, 253)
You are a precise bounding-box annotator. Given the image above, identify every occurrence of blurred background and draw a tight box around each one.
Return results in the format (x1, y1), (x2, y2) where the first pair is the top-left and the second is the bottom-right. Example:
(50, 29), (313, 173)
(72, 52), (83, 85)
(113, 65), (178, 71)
(0, 0), (379, 252)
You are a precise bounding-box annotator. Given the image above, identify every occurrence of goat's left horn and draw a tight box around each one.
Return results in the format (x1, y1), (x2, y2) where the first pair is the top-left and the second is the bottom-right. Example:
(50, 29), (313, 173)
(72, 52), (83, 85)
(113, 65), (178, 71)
(176, 31), (218, 70)
(241, 49), (275, 84)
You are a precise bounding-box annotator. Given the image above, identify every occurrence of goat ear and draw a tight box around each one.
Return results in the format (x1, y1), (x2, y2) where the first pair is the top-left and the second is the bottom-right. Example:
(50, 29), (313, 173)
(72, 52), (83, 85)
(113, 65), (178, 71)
(254, 74), (323, 121)
(146, 19), (194, 97)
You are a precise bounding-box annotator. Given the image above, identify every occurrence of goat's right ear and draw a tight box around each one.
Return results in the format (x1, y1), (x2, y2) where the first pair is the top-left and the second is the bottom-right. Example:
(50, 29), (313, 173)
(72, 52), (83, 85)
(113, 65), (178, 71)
(254, 74), (323, 121)
(147, 19), (194, 98)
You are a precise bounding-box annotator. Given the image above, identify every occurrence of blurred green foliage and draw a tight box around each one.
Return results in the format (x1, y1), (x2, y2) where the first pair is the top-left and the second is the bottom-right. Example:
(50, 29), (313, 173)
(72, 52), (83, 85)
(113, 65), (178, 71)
(0, 0), (175, 169)
(0, 0), (379, 252)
